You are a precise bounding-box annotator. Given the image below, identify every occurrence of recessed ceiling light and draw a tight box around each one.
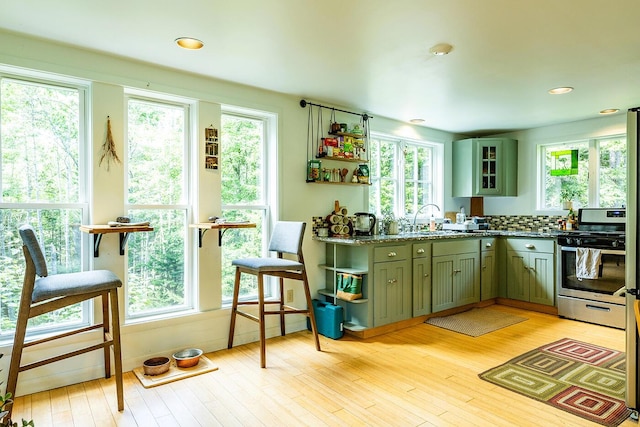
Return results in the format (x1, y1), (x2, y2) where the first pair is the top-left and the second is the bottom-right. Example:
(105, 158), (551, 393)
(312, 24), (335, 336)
(409, 118), (425, 124)
(429, 43), (453, 56)
(175, 37), (204, 50)
(599, 108), (619, 115)
(548, 87), (573, 95)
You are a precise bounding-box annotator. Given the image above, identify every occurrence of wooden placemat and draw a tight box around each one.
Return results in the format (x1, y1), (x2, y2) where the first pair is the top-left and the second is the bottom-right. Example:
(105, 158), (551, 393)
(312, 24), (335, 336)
(133, 355), (218, 388)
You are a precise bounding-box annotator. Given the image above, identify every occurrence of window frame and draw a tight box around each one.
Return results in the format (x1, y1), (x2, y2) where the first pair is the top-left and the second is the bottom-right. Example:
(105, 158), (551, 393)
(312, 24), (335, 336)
(369, 132), (444, 220)
(220, 105), (277, 305)
(537, 134), (626, 210)
(123, 92), (195, 322)
(0, 69), (91, 339)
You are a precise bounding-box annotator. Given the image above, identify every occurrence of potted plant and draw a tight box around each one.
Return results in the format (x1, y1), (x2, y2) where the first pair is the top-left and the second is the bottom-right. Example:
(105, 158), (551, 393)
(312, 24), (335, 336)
(0, 355), (34, 427)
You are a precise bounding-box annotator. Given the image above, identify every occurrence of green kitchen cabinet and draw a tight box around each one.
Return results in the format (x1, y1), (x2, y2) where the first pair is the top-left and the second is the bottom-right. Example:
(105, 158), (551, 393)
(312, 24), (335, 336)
(373, 245), (412, 326)
(480, 238), (498, 300)
(432, 240), (480, 313)
(452, 138), (518, 197)
(412, 242), (432, 316)
(506, 239), (555, 306)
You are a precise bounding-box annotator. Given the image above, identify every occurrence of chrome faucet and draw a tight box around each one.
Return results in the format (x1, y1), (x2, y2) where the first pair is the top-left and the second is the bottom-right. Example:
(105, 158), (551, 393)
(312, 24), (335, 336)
(413, 203), (441, 228)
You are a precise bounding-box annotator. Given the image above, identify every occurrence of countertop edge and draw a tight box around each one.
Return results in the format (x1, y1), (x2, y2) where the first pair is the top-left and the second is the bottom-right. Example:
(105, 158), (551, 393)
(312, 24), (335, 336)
(312, 230), (558, 245)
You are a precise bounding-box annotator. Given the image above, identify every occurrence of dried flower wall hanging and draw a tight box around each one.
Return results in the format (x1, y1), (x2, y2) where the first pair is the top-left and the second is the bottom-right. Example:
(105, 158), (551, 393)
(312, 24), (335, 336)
(99, 116), (121, 170)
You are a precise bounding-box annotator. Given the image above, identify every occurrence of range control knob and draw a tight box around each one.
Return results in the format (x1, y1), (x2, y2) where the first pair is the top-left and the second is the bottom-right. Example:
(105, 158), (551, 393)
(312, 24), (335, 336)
(575, 238), (582, 246)
(566, 238), (573, 245)
(612, 240), (620, 248)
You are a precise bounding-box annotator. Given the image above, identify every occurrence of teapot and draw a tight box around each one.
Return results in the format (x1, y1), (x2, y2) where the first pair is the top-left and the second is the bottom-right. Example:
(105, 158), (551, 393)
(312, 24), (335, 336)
(354, 212), (376, 236)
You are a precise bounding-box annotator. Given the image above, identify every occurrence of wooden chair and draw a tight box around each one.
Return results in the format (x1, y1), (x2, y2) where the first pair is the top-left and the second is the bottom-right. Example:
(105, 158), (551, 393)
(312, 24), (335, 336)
(228, 221), (321, 367)
(6, 225), (124, 413)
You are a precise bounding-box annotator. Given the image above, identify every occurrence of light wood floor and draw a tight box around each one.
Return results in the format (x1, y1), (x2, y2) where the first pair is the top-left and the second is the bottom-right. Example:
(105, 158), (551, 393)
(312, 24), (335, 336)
(10, 305), (637, 426)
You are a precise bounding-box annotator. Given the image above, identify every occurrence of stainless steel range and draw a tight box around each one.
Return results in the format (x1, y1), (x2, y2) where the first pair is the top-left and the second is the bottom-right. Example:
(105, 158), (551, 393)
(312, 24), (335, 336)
(556, 207), (626, 329)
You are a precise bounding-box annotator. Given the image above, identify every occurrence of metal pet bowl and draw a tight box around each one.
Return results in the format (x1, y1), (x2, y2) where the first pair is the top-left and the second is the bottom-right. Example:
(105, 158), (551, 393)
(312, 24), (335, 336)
(143, 356), (170, 376)
(172, 348), (203, 368)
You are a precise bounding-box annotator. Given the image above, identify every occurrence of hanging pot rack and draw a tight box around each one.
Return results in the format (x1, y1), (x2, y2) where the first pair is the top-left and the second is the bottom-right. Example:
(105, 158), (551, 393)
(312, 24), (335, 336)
(299, 99), (372, 121)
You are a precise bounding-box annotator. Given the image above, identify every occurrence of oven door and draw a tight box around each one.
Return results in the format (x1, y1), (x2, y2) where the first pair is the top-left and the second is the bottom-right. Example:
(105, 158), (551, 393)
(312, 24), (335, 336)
(557, 246), (626, 305)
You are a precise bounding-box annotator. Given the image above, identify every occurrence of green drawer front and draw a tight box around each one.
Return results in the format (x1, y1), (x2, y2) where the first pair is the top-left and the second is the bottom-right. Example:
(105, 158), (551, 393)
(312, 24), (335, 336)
(374, 245), (409, 263)
(432, 239), (479, 257)
(481, 238), (496, 252)
(412, 242), (431, 259)
(507, 238), (555, 253)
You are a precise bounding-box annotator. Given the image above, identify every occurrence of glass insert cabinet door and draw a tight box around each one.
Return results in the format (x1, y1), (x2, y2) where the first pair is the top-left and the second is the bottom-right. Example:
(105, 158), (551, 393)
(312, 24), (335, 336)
(476, 140), (503, 195)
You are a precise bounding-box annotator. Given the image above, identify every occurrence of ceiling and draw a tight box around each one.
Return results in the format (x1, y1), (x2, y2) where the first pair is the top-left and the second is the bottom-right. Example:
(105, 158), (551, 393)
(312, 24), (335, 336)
(1, 0), (639, 135)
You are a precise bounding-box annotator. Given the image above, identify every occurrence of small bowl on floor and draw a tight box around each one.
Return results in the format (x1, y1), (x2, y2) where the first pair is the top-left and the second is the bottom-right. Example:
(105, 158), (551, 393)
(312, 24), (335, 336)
(143, 356), (170, 376)
(173, 348), (203, 368)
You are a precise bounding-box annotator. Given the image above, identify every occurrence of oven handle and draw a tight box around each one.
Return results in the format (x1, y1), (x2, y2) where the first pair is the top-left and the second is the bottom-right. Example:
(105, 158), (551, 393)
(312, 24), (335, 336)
(558, 246), (625, 256)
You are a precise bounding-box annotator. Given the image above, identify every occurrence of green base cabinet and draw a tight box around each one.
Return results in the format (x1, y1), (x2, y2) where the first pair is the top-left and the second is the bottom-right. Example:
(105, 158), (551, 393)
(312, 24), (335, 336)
(412, 242), (432, 316)
(373, 245), (411, 326)
(432, 240), (480, 313)
(480, 238), (498, 300)
(505, 239), (555, 306)
(452, 138), (518, 197)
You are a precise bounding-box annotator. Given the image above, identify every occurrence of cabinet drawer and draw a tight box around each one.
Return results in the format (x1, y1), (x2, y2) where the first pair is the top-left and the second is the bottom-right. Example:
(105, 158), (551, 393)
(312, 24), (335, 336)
(412, 242), (431, 259)
(432, 239), (479, 257)
(374, 245), (409, 263)
(481, 238), (496, 252)
(507, 238), (554, 253)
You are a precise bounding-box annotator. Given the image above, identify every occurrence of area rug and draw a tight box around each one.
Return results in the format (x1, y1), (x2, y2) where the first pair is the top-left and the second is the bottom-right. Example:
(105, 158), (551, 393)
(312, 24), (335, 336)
(133, 355), (218, 388)
(479, 338), (631, 426)
(425, 307), (527, 337)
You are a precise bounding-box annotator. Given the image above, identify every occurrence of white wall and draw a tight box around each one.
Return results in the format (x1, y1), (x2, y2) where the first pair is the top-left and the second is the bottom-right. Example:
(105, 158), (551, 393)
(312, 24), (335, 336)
(0, 29), (627, 395)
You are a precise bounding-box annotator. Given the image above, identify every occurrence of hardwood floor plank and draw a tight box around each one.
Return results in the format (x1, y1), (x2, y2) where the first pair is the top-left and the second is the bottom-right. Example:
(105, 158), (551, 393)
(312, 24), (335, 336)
(9, 306), (636, 426)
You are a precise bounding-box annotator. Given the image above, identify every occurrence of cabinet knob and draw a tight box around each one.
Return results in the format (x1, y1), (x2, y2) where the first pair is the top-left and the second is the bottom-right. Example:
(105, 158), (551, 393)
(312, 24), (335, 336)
(388, 252), (397, 257)
(485, 243), (492, 247)
(482, 265), (486, 270)
(416, 248), (425, 254)
(453, 269), (461, 274)
(424, 273), (429, 277)
(525, 244), (535, 249)
(387, 278), (397, 284)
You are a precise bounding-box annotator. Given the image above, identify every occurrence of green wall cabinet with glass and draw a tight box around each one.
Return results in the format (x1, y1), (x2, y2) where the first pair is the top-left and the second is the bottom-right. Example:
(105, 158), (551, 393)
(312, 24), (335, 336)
(505, 238), (555, 306)
(431, 239), (480, 313)
(452, 138), (518, 197)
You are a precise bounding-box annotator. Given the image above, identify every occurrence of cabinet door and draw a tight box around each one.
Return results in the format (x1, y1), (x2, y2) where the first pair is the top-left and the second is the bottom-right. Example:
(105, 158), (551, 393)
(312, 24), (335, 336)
(506, 250), (529, 301)
(455, 253), (480, 306)
(413, 257), (431, 316)
(528, 252), (555, 306)
(373, 260), (410, 326)
(475, 139), (503, 196)
(432, 255), (456, 312)
(481, 250), (497, 300)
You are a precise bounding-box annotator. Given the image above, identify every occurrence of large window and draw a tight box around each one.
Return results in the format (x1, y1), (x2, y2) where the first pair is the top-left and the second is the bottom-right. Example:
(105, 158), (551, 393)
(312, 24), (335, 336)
(220, 108), (275, 302)
(0, 74), (88, 337)
(540, 136), (626, 210)
(126, 96), (192, 319)
(369, 134), (443, 221)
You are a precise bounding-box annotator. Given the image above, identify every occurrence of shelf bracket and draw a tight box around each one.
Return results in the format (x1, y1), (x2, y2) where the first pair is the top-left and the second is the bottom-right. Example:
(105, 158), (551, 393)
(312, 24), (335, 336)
(197, 227), (231, 247)
(91, 231), (135, 257)
(93, 234), (103, 258)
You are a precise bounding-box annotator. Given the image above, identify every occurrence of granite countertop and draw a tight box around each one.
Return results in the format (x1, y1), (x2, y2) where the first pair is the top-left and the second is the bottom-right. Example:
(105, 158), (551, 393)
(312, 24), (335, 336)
(313, 229), (559, 245)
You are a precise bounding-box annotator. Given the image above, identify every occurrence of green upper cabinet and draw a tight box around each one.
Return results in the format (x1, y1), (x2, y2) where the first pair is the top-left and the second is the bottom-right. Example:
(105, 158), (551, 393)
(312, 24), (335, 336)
(452, 138), (518, 197)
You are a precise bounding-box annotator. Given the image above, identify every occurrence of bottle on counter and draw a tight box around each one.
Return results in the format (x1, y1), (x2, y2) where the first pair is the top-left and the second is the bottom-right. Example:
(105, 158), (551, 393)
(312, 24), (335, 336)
(430, 215), (436, 231)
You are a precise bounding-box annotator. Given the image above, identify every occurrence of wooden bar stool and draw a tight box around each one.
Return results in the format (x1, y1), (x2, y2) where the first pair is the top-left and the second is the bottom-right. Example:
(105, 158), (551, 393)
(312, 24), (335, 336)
(228, 221), (321, 367)
(6, 225), (124, 414)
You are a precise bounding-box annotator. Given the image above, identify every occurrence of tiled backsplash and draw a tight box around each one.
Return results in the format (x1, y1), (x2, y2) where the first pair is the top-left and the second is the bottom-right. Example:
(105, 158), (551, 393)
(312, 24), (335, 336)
(485, 215), (563, 232)
(312, 214), (564, 235)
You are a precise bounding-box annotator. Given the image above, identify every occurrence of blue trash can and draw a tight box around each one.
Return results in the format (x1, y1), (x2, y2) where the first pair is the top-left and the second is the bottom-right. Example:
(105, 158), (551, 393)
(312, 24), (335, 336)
(307, 299), (344, 339)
